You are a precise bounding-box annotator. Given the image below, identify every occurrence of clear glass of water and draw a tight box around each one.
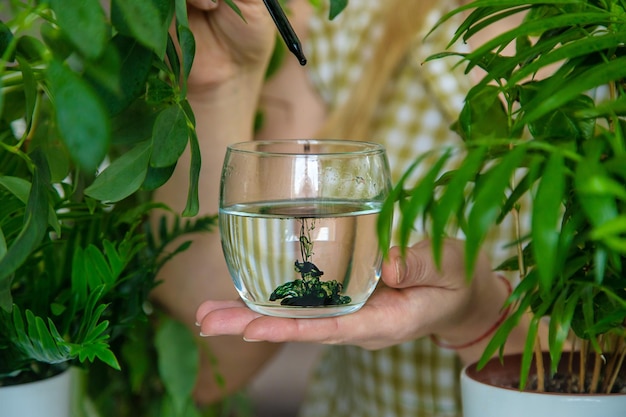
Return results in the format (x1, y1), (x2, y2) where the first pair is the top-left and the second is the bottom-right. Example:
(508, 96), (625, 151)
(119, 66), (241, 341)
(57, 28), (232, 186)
(219, 139), (392, 318)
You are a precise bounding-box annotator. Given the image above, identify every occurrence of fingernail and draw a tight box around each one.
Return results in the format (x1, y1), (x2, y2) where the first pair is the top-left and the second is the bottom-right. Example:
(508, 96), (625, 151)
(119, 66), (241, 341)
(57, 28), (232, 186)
(395, 258), (406, 285)
(194, 321), (201, 327)
(199, 332), (209, 337)
(243, 337), (260, 342)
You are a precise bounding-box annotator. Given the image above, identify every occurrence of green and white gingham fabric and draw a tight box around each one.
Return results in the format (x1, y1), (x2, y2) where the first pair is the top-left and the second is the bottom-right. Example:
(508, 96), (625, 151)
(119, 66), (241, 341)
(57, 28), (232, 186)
(297, 1), (518, 416)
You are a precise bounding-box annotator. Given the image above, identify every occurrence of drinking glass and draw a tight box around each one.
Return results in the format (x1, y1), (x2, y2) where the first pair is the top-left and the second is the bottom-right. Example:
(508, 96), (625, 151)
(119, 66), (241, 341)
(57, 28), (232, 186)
(219, 139), (391, 318)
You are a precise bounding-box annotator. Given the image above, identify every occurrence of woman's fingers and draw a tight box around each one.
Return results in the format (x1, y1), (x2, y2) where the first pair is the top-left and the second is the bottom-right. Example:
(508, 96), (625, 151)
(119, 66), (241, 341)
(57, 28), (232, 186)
(187, 0), (219, 10)
(196, 285), (432, 350)
(186, 0), (275, 89)
(195, 239), (507, 354)
(382, 240), (469, 290)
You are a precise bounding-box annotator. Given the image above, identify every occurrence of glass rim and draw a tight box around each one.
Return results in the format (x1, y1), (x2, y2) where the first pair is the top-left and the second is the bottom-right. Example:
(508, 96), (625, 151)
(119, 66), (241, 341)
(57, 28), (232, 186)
(226, 139), (386, 156)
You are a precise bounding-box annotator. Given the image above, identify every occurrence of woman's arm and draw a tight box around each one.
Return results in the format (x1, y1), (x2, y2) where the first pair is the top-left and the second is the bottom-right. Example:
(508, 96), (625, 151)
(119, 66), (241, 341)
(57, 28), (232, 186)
(151, 0), (285, 403)
(152, 0), (332, 403)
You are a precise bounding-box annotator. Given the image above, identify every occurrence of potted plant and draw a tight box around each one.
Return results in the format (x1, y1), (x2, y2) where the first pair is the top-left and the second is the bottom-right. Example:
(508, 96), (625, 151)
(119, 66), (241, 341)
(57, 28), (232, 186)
(378, 0), (626, 414)
(0, 0), (213, 414)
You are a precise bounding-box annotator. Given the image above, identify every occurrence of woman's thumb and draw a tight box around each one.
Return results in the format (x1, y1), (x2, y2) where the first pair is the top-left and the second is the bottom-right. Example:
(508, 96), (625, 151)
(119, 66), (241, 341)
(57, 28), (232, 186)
(382, 242), (441, 289)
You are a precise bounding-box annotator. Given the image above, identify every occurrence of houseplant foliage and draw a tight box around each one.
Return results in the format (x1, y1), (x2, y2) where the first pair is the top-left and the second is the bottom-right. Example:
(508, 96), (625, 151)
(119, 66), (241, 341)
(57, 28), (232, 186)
(379, 0), (626, 393)
(1, 0), (350, 408)
(0, 0), (209, 385)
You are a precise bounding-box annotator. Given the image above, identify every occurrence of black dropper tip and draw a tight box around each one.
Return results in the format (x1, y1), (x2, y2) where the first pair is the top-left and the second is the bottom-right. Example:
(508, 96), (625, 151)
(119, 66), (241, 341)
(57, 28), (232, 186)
(289, 43), (307, 66)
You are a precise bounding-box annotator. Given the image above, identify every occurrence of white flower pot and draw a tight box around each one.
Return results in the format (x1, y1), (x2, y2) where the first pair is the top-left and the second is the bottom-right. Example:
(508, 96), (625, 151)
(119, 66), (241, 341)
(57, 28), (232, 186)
(461, 353), (626, 417)
(0, 369), (73, 417)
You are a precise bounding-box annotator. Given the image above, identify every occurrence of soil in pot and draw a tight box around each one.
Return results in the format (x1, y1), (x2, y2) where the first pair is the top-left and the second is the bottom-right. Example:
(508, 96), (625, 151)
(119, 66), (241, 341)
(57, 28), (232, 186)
(466, 351), (626, 394)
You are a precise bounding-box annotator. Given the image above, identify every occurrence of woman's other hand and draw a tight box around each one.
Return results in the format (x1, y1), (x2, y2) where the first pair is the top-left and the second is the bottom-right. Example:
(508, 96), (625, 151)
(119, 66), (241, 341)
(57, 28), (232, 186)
(186, 0), (276, 92)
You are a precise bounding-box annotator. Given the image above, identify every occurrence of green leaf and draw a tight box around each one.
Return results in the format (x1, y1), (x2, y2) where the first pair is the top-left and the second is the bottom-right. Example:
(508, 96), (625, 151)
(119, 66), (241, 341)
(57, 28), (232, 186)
(399, 151), (451, 251)
(102, 240), (124, 278)
(151, 105), (189, 168)
(465, 12), (612, 73)
(454, 85), (510, 141)
(0, 20), (15, 62)
(223, 0), (245, 21)
(548, 287), (578, 374)
(177, 24), (195, 81)
(41, 141), (71, 187)
(175, 0), (190, 27)
(519, 317), (540, 389)
(590, 215), (626, 241)
(77, 295), (107, 342)
(12, 305), (30, 349)
(0, 228), (6, 260)
(377, 189), (398, 256)
(111, 0), (169, 57)
(95, 344), (121, 370)
(72, 246), (89, 306)
(329, 0), (349, 19)
(575, 160), (618, 229)
(527, 94), (595, 141)
(0, 150), (50, 311)
(576, 170), (626, 201)
(0, 176), (31, 203)
(578, 288), (602, 353)
(121, 325), (151, 393)
(478, 287), (533, 368)
(461, 29), (572, 98)
(521, 56), (626, 127)
(91, 36), (153, 116)
(377, 152), (433, 255)
(40, 22), (73, 60)
(79, 246), (103, 292)
(532, 152), (565, 293)
(50, 0), (107, 59)
(465, 145), (527, 277)
(34, 315), (64, 362)
(48, 60), (110, 173)
(0, 226), (6, 313)
(85, 245), (114, 288)
(85, 141), (152, 202)
(16, 35), (48, 62)
(111, 99), (161, 145)
(508, 32), (626, 87)
(432, 147), (486, 267)
(0, 176), (59, 234)
(17, 309), (71, 363)
(143, 164), (176, 191)
(0, 76), (3, 118)
(155, 317), (199, 416)
(165, 35), (182, 88)
(16, 56), (37, 130)
(182, 123), (201, 217)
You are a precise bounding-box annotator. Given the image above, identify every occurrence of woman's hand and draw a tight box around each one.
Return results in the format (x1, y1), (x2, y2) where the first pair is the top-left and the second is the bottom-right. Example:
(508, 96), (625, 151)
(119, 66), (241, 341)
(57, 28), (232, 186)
(186, 0), (276, 92)
(196, 239), (515, 363)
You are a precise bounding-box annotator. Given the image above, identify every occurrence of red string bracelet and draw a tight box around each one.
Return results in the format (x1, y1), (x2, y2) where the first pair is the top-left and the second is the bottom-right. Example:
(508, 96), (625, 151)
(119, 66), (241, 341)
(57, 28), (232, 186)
(430, 274), (513, 350)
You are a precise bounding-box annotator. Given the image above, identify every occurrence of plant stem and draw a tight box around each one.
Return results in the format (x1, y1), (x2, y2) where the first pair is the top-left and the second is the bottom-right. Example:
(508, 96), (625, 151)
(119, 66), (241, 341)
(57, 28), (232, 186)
(606, 340), (626, 394)
(567, 330), (578, 392)
(590, 348), (603, 393)
(603, 335), (617, 392)
(533, 333), (545, 392)
(579, 340), (588, 392)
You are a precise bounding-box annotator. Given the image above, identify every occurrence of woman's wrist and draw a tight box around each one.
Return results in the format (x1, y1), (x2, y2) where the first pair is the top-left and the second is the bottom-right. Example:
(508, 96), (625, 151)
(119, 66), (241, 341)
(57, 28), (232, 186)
(187, 69), (267, 140)
(431, 273), (513, 351)
(188, 67), (266, 109)
(431, 274), (512, 350)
